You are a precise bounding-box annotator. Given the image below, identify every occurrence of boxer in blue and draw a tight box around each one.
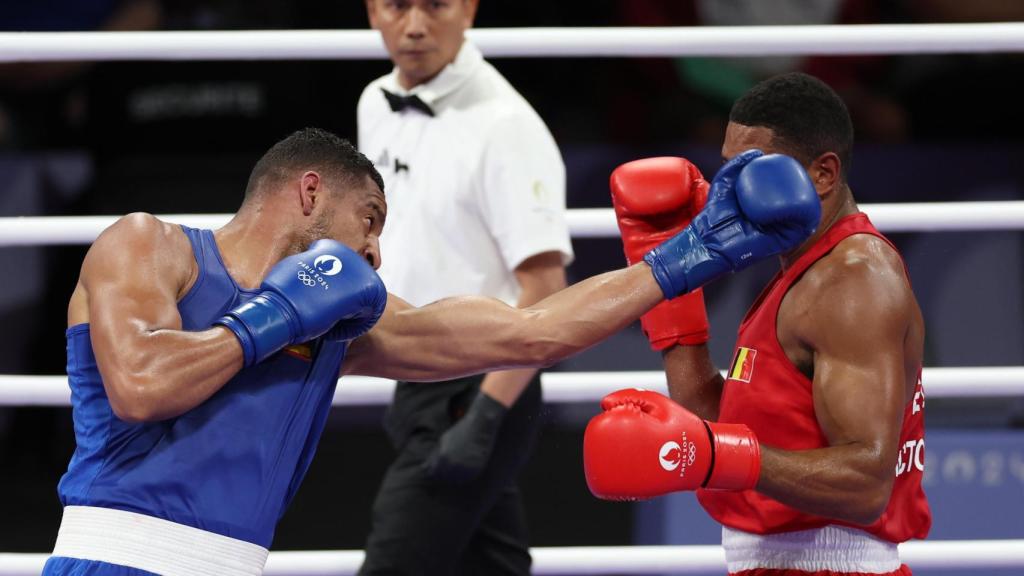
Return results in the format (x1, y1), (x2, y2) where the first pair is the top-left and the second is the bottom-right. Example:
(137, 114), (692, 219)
(46, 129), (388, 576)
(45, 127), (820, 575)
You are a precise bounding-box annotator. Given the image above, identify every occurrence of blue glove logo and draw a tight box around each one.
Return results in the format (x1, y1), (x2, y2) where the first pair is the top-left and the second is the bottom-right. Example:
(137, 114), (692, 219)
(313, 255), (343, 276)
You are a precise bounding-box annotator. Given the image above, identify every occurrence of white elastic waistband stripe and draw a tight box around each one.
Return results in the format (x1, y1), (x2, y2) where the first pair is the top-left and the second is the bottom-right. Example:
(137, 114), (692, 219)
(722, 525), (901, 574)
(51, 506), (269, 576)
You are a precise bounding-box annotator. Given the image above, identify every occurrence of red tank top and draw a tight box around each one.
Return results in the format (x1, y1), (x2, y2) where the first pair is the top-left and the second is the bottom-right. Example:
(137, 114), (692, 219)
(697, 213), (931, 543)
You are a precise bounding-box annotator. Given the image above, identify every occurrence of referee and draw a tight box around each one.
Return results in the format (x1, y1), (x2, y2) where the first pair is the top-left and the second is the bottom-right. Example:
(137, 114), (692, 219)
(356, 1), (573, 574)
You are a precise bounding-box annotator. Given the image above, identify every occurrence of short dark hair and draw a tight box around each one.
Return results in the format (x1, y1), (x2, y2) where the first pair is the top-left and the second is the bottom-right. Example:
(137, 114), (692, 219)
(244, 127), (384, 199)
(729, 72), (854, 179)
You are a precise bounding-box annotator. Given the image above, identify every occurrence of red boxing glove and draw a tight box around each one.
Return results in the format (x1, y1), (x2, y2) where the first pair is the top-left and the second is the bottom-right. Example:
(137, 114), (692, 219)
(610, 158), (710, 350)
(583, 389), (760, 500)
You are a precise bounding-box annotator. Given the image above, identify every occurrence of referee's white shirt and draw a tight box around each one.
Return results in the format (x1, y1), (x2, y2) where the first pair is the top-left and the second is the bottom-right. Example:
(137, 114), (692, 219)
(357, 40), (574, 307)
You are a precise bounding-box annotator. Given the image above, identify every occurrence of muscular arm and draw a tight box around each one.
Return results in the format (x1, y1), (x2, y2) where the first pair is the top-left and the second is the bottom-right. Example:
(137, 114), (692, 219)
(480, 251), (567, 407)
(755, 248), (913, 525)
(79, 214), (244, 422)
(344, 263), (661, 380)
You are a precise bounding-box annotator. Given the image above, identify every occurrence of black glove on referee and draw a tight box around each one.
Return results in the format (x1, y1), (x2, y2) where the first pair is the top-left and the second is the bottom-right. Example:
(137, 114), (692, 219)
(423, 391), (508, 485)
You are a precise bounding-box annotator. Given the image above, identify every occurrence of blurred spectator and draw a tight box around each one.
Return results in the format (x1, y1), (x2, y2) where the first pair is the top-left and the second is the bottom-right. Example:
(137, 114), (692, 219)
(616, 0), (910, 146)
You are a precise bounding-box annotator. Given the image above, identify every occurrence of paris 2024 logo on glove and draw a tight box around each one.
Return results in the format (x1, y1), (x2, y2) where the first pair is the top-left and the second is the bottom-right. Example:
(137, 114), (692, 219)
(297, 254), (344, 290)
(659, 432), (698, 477)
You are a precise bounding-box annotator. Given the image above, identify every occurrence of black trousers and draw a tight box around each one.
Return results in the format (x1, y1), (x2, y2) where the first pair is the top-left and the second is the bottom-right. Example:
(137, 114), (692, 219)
(358, 374), (543, 576)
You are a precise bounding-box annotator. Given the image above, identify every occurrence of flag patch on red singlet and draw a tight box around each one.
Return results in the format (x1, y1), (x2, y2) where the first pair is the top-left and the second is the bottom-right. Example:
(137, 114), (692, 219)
(284, 344), (313, 361)
(728, 347), (757, 383)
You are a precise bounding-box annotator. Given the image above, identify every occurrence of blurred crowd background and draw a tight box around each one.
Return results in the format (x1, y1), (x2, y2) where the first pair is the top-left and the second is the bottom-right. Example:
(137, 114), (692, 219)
(1, 0), (1022, 570)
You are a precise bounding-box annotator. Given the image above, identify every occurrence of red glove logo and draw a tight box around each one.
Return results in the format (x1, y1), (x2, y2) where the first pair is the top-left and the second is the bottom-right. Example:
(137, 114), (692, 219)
(659, 436), (699, 474)
(659, 441), (682, 471)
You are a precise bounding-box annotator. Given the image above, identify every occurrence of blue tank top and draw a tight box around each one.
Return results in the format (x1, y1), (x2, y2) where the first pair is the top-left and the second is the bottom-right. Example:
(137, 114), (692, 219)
(58, 226), (347, 548)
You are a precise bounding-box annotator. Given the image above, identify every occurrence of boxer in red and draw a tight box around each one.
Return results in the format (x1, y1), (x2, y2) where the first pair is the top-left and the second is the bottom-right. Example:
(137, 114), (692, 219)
(584, 72), (931, 575)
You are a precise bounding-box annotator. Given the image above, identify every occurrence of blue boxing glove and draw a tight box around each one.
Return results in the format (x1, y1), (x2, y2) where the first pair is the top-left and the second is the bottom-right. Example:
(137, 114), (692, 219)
(216, 239), (387, 366)
(644, 150), (820, 297)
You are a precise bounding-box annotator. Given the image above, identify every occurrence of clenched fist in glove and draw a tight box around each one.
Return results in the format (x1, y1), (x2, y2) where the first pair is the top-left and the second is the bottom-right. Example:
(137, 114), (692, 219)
(610, 157), (710, 350)
(583, 389), (760, 500)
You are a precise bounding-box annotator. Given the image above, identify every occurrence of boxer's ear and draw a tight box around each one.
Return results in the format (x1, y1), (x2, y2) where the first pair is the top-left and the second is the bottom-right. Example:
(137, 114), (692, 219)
(809, 152), (840, 199)
(298, 171), (322, 216)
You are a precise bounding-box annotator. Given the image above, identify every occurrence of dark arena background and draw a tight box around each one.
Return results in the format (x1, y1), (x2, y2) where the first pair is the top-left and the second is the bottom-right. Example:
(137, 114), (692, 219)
(1, 1), (1022, 575)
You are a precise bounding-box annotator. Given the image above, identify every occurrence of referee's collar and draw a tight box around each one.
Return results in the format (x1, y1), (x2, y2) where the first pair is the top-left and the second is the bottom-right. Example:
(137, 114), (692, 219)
(381, 40), (482, 110)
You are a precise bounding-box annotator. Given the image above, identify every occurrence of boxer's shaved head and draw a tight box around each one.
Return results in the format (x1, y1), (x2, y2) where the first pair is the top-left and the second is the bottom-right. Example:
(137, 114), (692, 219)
(244, 127), (384, 201)
(729, 72), (854, 180)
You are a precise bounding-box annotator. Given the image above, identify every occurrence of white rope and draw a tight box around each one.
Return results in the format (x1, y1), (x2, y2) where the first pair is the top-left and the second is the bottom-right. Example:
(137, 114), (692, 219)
(2, 201), (1024, 246)
(256, 540), (1024, 574)
(1, 23), (1024, 63)
(0, 214), (231, 247)
(4, 540), (1024, 575)
(3, 366), (1022, 407)
(568, 201), (1024, 237)
(541, 367), (1024, 402)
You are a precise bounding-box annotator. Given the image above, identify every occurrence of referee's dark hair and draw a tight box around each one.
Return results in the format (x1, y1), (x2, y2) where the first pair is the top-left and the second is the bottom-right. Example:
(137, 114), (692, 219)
(730, 72), (854, 180)
(245, 127), (385, 200)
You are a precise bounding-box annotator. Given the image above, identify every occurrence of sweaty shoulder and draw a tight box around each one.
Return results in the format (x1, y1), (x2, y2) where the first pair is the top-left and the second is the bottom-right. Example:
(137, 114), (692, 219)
(789, 233), (913, 342)
(83, 213), (196, 297)
(811, 234), (907, 291)
(100, 212), (189, 249)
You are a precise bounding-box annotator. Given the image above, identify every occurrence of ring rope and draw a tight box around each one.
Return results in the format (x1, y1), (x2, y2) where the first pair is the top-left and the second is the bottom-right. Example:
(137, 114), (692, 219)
(3, 366), (1022, 407)
(1, 23), (1024, 63)
(2, 201), (1024, 247)
(3, 539), (1024, 575)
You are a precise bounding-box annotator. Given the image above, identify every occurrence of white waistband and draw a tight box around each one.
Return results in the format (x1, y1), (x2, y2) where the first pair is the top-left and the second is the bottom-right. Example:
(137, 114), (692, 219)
(722, 525), (900, 574)
(51, 506), (269, 576)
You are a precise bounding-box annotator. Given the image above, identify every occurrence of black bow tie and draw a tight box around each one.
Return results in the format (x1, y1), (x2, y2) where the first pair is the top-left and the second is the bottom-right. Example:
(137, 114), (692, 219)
(382, 88), (434, 117)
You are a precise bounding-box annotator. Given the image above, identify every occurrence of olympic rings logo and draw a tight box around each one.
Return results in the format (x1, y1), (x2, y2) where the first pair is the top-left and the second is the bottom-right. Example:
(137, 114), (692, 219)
(297, 270), (316, 287)
(659, 440), (699, 473)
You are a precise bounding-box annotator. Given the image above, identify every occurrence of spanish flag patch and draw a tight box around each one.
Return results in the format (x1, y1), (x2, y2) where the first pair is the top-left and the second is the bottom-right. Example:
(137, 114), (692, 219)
(727, 347), (757, 383)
